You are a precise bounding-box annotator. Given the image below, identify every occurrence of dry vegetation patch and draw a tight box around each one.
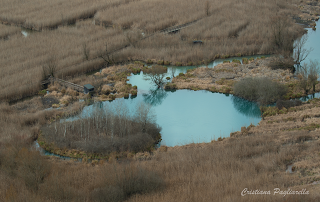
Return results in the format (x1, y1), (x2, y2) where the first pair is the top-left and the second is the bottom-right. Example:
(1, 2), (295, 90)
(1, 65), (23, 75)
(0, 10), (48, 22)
(0, 21), (129, 102)
(171, 57), (295, 94)
(1, 84), (320, 201)
(0, 0), (132, 30)
(111, 0), (304, 64)
(0, 0), (309, 103)
(0, 24), (20, 39)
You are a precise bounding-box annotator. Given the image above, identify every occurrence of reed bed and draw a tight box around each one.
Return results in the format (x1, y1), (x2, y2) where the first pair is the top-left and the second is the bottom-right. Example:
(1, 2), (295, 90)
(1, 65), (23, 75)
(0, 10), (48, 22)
(0, 0), (305, 102)
(0, 21), (128, 101)
(95, 0), (230, 33)
(0, 24), (20, 39)
(0, 0), (133, 30)
(111, 0), (304, 64)
(1, 88), (320, 201)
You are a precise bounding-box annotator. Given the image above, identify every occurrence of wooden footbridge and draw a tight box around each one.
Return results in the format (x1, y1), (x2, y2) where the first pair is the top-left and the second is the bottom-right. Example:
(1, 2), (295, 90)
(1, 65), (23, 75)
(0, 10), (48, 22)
(160, 19), (200, 34)
(41, 76), (84, 92)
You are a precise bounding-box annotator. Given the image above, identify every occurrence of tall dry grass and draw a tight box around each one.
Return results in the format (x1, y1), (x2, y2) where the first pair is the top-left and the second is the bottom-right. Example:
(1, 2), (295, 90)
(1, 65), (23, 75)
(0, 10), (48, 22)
(0, 0), (134, 30)
(110, 0), (303, 63)
(95, 0), (230, 33)
(0, 0), (305, 102)
(1, 89), (320, 201)
(0, 24), (20, 39)
(0, 20), (128, 101)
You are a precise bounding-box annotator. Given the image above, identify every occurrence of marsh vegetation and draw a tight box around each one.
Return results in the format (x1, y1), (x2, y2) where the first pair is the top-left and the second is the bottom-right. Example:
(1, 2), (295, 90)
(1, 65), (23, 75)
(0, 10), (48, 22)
(0, 0), (305, 102)
(41, 101), (161, 157)
(1, 0), (320, 201)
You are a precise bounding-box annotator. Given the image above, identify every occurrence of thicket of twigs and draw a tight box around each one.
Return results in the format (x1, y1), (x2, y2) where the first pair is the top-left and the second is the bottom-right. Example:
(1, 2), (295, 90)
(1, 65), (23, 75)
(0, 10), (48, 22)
(41, 101), (161, 154)
(0, 0), (305, 102)
(233, 77), (288, 105)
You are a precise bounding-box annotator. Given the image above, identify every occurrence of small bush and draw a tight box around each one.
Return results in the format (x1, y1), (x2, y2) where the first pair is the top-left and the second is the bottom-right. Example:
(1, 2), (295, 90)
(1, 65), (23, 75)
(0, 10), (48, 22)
(166, 77), (171, 80)
(146, 59), (153, 64)
(134, 61), (144, 66)
(164, 61), (171, 65)
(164, 83), (177, 90)
(61, 88), (66, 94)
(109, 94), (116, 100)
(38, 90), (47, 96)
(242, 58), (249, 64)
(157, 60), (164, 65)
(232, 59), (241, 64)
(268, 57), (295, 73)
(132, 85), (137, 89)
(276, 99), (302, 110)
(178, 73), (185, 77)
(175, 62), (182, 66)
(233, 77), (287, 105)
(262, 106), (279, 117)
(187, 62), (193, 66)
(249, 58), (254, 61)
(131, 90), (137, 96)
(124, 93), (129, 98)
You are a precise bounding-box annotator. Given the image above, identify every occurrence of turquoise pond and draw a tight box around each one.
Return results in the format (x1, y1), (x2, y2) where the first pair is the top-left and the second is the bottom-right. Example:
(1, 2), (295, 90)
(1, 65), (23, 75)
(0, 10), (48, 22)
(66, 21), (320, 147)
(73, 56), (266, 147)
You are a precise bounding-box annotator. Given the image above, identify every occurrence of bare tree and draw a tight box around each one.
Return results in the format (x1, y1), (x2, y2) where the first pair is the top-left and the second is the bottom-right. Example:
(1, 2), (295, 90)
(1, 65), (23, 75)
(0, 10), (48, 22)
(270, 15), (293, 57)
(298, 60), (319, 94)
(169, 67), (176, 78)
(144, 65), (167, 88)
(293, 34), (313, 65)
(135, 102), (156, 133)
(42, 56), (57, 79)
(205, 1), (210, 16)
(124, 29), (142, 48)
(99, 43), (115, 65)
(83, 43), (90, 61)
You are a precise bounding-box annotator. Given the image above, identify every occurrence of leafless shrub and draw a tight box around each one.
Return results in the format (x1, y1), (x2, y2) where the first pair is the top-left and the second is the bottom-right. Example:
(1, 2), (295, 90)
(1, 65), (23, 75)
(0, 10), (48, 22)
(143, 65), (167, 88)
(16, 148), (50, 192)
(42, 101), (160, 154)
(268, 56), (295, 73)
(233, 77), (287, 105)
(276, 99), (302, 110)
(293, 34), (313, 65)
(297, 60), (320, 94)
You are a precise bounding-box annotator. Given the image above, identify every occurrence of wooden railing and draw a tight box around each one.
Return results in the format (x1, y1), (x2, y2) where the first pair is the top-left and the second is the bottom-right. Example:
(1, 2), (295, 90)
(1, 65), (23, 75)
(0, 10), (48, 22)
(41, 76), (84, 92)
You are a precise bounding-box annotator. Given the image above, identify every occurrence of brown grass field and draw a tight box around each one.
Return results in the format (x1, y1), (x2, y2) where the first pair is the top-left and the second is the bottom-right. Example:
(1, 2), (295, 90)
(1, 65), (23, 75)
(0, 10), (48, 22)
(1, 1), (320, 200)
(0, 0), (307, 102)
(0, 20), (129, 101)
(0, 0), (133, 30)
(1, 97), (320, 201)
(0, 24), (20, 39)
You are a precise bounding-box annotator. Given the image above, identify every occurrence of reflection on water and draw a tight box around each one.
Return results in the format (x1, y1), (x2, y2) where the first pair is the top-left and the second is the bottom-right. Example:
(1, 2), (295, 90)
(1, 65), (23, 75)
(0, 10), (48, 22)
(231, 96), (261, 118)
(143, 89), (168, 106)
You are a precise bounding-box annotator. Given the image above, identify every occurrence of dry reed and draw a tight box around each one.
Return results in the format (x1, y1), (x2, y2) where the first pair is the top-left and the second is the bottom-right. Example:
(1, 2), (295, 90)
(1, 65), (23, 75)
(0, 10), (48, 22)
(0, 24), (20, 39)
(0, 0), (133, 30)
(0, 0), (306, 102)
(0, 21), (128, 101)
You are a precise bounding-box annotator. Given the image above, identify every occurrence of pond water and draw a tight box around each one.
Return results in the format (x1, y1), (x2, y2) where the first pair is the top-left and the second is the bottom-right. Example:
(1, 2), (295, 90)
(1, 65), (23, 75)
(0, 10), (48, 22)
(299, 22), (320, 67)
(62, 21), (320, 147)
(72, 55), (268, 147)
